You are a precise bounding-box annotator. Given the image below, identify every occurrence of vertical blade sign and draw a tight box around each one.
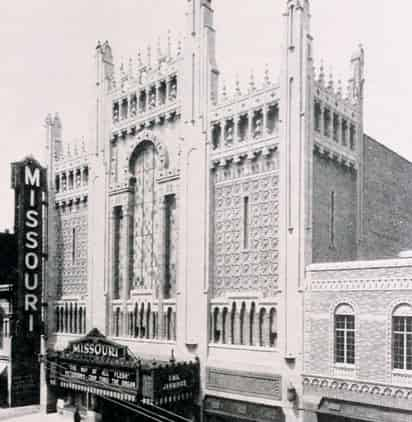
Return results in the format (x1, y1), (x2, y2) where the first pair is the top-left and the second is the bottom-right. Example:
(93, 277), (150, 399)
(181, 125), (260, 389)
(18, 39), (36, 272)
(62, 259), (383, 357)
(11, 156), (46, 406)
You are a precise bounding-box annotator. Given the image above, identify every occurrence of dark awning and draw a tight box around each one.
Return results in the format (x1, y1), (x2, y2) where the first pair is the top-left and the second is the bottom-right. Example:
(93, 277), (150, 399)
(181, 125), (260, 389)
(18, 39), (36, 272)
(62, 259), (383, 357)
(318, 398), (412, 422)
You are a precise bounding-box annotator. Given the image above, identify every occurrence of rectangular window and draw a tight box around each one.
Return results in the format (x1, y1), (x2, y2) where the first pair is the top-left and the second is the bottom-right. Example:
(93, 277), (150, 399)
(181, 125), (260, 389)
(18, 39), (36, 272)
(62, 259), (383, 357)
(393, 316), (412, 370)
(335, 315), (355, 364)
(72, 228), (76, 264)
(329, 191), (335, 247)
(243, 196), (249, 249)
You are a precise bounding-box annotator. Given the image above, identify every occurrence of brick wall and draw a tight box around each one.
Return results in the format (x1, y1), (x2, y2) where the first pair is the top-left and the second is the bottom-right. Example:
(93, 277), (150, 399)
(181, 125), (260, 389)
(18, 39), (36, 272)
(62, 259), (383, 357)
(361, 136), (412, 259)
(312, 152), (357, 263)
(305, 259), (412, 385)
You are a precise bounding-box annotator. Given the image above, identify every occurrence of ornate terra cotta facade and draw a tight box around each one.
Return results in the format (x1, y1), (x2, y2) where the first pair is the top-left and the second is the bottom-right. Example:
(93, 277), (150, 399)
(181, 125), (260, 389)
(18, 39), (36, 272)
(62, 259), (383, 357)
(42, 1), (412, 422)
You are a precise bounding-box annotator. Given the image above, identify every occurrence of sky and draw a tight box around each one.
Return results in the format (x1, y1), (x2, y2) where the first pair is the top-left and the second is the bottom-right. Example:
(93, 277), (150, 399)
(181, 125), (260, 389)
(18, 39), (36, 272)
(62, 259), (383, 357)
(0, 0), (409, 230)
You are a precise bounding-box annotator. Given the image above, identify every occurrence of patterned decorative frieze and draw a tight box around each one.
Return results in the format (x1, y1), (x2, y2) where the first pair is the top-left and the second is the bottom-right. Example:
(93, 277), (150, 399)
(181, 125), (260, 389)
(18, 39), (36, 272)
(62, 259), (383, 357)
(303, 375), (412, 411)
(207, 367), (282, 401)
(311, 277), (412, 291)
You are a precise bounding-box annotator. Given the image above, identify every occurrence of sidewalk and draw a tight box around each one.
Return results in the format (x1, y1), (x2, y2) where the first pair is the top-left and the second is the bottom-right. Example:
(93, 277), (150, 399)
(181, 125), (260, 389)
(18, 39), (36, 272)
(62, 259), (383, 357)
(0, 406), (70, 422)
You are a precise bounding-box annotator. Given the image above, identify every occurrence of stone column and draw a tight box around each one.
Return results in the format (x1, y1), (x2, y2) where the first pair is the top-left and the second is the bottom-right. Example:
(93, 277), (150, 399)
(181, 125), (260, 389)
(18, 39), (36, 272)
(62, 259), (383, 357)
(220, 119), (225, 146)
(165, 77), (169, 103)
(247, 111), (253, 140)
(262, 105), (268, 135)
(319, 104), (324, 137)
(335, 114), (341, 143)
(234, 114), (240, 143)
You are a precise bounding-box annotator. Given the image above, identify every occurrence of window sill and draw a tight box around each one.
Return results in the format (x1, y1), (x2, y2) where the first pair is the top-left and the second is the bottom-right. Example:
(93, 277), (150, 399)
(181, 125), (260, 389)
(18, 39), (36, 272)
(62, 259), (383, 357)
(112, 336), (176, 345)
(392, 369), (412, 376)
(209, 343), (278, 353)
(334, 363), (355, 369)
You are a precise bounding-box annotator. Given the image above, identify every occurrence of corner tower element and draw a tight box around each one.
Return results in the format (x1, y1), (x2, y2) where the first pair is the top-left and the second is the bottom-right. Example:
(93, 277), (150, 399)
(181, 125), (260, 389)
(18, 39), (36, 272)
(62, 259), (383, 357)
(279, 0), (313, 359)
(178, 0), (218, 348)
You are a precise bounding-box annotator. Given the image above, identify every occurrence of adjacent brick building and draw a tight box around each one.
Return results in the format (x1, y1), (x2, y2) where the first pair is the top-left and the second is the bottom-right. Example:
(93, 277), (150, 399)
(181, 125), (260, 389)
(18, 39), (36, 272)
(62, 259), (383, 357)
(304, 259), (412, 421)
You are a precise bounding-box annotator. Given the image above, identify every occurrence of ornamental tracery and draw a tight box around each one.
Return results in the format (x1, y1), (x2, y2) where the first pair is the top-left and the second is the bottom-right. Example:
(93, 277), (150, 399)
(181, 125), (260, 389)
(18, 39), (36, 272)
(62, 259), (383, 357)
(111, 132), (177, 299)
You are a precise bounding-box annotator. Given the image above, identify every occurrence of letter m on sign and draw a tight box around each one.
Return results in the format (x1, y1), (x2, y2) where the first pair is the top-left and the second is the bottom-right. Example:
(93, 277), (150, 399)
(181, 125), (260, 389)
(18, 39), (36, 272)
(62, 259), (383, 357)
(25, 166), (40, 187)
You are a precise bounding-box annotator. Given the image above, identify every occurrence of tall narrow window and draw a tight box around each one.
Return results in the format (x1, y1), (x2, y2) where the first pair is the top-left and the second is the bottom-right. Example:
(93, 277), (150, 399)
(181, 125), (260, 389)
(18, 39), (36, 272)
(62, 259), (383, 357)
(350, 124), (356, 150)
(113, 206), (122, 300)
(164, 194), (176, 298)
(329, 191), (335, 247)
(72, 228), (76, 264)
(335, 304), (355, 364)
(393, 305), (412, 370)
(289, 6), (294, 47)
(243, 196), (249, 249)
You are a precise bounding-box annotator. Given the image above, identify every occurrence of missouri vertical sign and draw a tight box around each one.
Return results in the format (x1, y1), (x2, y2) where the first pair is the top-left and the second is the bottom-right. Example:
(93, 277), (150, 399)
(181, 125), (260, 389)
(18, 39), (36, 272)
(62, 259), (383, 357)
(11, 156), (47, 406)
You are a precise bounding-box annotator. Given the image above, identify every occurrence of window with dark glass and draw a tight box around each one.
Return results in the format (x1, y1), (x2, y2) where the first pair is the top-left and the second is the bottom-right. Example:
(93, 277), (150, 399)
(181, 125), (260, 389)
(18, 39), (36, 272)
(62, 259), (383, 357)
(393, 315), (412, 370)
(335, 305), (355, 364)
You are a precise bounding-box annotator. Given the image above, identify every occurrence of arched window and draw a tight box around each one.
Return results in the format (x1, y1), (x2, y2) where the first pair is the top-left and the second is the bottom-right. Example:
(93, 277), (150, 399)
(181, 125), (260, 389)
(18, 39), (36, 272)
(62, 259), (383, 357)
(335, 304), (355, 364)
(60, 307), (64, 332)
(239, 302), (246, 345)
(213, 308), (220, 343)
(114, 308), (120, 337)
(73, 304), (78, 334)
(166, 307), (172, 340)
(259, 308), (267, 347)
(269, 307), (277, 347)
(55, 307), (60, 333)
(249, 302), (256, 346)
(64, 303), (69, 333)
(222, 307), (228, 344)
(78, 307), (83, 334)
(146, 304), (151, 339)
(140, 304), (145, 338)
(152, 312), (157, 339)
(230, 303), (236, 345)
(134, 303), (139, 338)
(393, 304), (412, 370)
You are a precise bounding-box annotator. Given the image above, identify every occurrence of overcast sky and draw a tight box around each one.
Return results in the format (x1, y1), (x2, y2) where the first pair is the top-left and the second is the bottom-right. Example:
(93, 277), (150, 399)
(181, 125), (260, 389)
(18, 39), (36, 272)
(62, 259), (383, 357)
(0, 1), (408, 230)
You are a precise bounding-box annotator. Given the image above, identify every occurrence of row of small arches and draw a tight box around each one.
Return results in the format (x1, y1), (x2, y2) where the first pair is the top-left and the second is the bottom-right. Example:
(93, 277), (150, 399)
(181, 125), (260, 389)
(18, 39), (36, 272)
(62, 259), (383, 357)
(54, 303), (87, 334)
(112, 304), (176, 341)
(210, 302), (277, 348)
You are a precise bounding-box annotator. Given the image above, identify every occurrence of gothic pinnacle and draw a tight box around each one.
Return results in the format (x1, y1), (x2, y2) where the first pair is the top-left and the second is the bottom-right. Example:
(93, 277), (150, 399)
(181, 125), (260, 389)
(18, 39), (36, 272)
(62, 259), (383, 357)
(337, 79), (343, 98)
(249, 69), (256, 92)
(264, 64), (271, 86)
(167, 30), (172, 59)
(328, 70), (334, 91)
(318, 60), (325, 85)
(137, 49), (143, 67)
(177, 37), (182, 57)
(235, 75), (241, 96)
(147, 44), (152, 69)
(221, 78), (228, 101)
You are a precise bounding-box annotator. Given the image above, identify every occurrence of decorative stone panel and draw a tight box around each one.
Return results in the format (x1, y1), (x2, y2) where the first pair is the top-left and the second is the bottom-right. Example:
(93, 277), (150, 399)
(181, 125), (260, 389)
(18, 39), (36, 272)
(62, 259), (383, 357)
(212, 157), (279, 297)
(55, 202), (88, 297)
(206, 367), (282, 401)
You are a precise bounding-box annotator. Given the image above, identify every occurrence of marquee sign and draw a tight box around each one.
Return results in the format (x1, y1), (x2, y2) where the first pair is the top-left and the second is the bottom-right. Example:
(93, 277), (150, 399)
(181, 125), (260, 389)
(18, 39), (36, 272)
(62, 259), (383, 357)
(66, 328), (129, 359)
(47, 329), (200, 406)
(10, 156), (47, 406)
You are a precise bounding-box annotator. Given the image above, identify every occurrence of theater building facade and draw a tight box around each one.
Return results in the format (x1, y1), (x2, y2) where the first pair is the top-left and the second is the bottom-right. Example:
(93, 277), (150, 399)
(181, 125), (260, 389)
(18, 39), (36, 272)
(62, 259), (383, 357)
(42, 1), (412, 421)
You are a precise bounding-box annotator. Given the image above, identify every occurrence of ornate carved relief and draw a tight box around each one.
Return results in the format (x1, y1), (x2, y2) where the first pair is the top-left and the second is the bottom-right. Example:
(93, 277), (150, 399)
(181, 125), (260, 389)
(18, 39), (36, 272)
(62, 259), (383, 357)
(206, 367), (282, 401)
(213, 163), (279, 297)
(55, 203), (88, 297)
